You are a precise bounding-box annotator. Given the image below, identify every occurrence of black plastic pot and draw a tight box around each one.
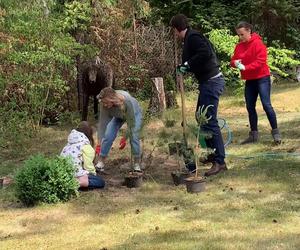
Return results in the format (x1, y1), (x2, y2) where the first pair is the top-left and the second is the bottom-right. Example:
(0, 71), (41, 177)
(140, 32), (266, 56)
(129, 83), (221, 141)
(185, 177), (206, 193)
(171, 172), (190, 186)
(124, 172), (143, 188)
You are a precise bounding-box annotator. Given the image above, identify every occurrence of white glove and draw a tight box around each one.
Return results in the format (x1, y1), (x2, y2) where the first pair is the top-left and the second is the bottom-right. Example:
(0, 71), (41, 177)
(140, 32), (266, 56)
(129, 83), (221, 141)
(234, 59), (241, 67)
(234, 59), (245, 71)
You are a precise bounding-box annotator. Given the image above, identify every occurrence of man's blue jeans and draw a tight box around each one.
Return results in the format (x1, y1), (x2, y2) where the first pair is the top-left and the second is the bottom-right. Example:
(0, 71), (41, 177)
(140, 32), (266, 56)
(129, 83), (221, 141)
(245, 76), (278, 131)
(197, 75), (225, 165)
(100, 111), (142, 158)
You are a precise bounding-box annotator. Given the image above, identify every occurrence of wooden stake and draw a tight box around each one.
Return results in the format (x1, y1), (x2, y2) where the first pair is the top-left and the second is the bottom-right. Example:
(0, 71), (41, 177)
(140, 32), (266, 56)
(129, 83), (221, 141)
(173, 32), (187, 145)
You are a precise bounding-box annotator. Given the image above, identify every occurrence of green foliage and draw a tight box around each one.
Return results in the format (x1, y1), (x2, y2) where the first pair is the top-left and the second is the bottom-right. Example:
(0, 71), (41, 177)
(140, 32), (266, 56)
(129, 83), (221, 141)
(147, 0), (300, 52)
(250, 0), (300, 50)
(195, 105), (213, 126)
(62, 0), (92, 33)
(208, 29), (237, 57)
(268, 47), (300, 78)
(0, 0), (98, 148)
(208, 29), (242, 90)
(164, 74), (176, 91)
(125, 64), (149, 95)
(15, 155), (79, 206)
(147, 0), (251, 30)
(183, 76), (197, 92)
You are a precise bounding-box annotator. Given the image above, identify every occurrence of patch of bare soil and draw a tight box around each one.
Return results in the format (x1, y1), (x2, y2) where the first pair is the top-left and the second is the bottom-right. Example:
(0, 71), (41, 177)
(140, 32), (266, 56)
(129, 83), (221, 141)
(97, 152), (183, 189)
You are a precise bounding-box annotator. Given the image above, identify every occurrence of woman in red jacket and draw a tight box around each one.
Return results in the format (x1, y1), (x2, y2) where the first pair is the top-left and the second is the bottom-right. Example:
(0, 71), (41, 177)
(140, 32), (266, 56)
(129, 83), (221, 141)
(231, 21), (281, 144)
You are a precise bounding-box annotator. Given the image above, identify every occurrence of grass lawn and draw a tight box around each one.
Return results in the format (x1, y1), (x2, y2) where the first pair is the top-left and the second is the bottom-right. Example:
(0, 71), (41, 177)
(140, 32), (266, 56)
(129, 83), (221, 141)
(0, 83), (299, 250)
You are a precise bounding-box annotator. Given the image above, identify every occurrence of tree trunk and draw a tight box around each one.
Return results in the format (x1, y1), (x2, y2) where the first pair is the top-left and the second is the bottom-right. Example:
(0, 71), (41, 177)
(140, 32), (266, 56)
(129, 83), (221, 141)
(148, 77), (166, 115)
(76, 55), (83, 112)
(296, 66), (300, 82)
(165, 90), (178, 108)
(74, 32), (86, 112)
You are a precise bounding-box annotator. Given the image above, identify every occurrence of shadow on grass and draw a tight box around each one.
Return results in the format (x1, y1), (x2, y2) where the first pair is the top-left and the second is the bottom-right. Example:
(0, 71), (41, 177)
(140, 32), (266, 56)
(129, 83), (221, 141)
(67, 156), (299, 220)
(227, 112), (300, 148)
(272, 82), (300, 95)
(110, 227), (300, 250)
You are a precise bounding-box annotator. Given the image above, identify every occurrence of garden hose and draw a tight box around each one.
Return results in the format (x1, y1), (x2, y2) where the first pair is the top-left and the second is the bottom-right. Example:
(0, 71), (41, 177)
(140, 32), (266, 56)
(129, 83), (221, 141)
(187, 118), (300, 160)
(226, 152), (300, 160)
(218, 117), (232, 148)
(218, 118), (300, 160)
(185, 117), (232, 148)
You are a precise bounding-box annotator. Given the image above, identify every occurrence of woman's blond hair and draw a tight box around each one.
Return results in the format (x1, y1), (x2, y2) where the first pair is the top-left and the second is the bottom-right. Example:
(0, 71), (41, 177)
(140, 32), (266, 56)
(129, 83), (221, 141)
(97, 87), (117, 100)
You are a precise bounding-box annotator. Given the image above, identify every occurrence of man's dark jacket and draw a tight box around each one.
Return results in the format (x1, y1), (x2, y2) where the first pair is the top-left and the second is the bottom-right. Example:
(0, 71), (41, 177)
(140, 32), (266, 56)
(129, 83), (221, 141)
(182, 28), (220, 82)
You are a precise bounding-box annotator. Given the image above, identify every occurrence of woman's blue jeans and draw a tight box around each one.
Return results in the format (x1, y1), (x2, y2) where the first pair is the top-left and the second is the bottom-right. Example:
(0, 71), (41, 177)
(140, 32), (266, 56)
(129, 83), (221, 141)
(245, 76), (278, 131)
(197, 75), (226, 165)
(100, 111), (142, 158)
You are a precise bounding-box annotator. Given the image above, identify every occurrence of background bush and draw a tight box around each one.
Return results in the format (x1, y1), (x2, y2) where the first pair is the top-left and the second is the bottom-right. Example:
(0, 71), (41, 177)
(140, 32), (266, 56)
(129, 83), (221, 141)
(15, 154), (79, 206)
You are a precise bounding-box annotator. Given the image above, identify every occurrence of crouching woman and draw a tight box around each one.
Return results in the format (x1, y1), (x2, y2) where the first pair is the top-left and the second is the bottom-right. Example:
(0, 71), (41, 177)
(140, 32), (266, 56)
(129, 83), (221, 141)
(96, 87), (143, 173)
(61, 121), (105, 189)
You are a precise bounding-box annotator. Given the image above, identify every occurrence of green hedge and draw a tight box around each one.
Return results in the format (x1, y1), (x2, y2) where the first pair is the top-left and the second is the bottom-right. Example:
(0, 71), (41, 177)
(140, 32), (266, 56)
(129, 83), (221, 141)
(15, 154), (79, 206)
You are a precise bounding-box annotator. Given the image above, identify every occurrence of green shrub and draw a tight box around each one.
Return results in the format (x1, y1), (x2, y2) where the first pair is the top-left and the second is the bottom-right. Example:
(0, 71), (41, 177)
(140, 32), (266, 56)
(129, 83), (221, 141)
(62, 0), (92, 33)
(208, 29), (243, 90)
(164, 74), (176, 91)
(268, 46), (300, 78)
(0, 1), (98, 149)
(15, 154), (79, 206)
(134, 77), (152, 100)
(184, 76), (198, 92)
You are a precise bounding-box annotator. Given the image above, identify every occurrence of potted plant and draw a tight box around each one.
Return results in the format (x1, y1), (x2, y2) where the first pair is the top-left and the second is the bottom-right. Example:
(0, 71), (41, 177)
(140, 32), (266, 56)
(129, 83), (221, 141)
(184, 105), (214, 193)
(162, 115), (191, 185)
(124, 170), (143, 188)
(163, 113), (183, 155)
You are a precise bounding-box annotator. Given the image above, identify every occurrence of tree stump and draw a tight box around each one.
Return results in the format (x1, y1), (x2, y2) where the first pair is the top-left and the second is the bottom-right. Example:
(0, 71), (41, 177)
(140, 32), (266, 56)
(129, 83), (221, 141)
(148, 77), (166, 115)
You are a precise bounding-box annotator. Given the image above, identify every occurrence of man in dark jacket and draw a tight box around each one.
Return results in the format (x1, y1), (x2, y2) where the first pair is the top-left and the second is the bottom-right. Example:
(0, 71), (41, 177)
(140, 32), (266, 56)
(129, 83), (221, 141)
(170, 14), (227, 176)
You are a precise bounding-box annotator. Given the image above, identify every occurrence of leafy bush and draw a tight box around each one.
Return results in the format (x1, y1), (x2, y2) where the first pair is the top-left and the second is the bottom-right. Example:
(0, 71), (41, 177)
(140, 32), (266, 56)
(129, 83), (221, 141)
(164, 74), (176, 92)
(62, 0), (92, 33)
(183, 76), (198, 92)
(208, 29), (243, 90)
(268, 46), (300, 78)
(0, 0), (98, 148)
(15, 155), (79, 206)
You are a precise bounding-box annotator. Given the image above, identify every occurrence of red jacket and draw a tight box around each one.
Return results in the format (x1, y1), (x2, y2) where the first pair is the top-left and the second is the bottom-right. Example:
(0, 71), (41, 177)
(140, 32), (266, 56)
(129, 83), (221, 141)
(230, 33), (270, 80)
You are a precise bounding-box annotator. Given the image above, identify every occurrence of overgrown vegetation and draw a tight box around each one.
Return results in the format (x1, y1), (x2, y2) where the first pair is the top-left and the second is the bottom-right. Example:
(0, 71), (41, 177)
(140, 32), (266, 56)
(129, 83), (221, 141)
(0, 0), (299, 149)
(0, 0), (97, 147)
(15, 154), (78, 206)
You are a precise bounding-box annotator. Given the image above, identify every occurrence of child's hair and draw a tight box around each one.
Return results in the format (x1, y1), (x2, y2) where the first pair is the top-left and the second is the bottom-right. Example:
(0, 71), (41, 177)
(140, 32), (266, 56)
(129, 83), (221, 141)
(97, 87), (117, 100)
(76, 121), (95, 147)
